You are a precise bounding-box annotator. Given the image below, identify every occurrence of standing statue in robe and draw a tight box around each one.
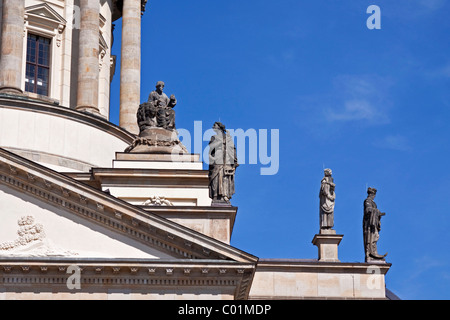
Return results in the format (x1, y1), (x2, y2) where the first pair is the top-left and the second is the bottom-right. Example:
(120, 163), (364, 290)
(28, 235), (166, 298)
(319, 168), (335, 232)
(363, 187), (388, 262)
(208, 122), (239, 205)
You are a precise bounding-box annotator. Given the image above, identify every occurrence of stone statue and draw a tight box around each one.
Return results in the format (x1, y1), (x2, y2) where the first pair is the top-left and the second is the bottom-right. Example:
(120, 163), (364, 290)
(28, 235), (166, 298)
(126, 81), (187, 154)
(319, 168), (335, 232)
(137, 81), (177, 132)
(208, 122), (239, 205)
(363, 187), (388, 262)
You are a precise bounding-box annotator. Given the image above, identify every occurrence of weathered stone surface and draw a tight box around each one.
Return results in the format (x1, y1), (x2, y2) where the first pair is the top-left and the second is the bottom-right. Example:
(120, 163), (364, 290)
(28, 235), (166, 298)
(75, 0), (100, 114)
(124, 128), (187, 154)
(119, 0), (142, 135)
(0, 0), (25, 93)
(312, 233), (343, 262)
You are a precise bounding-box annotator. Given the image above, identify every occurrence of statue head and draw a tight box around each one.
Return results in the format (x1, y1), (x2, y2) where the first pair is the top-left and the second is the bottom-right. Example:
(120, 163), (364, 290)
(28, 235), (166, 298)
(212, 121), (226, 133)
(324, 168), (332, 176)
(367, 187), (377, 198)
(155, 81), (165, 92)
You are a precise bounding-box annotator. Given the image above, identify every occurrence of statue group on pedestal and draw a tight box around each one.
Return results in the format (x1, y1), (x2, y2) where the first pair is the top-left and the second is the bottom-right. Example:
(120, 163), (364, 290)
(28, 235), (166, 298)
(317, 169), (388, 262)
(125, 81), (187, 153)
(137, 81), (177, 132)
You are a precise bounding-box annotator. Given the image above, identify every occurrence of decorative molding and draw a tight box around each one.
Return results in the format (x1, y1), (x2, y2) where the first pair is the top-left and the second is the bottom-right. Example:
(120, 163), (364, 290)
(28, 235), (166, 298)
(0, 261), (255, 299)
(142, 196), (174, 206)
(24, 3), (67, 46)
(9, 165), (18, 175)
(27, 173), (36, 182)
(44, 180), (53, 189)
(61, 187), (70, 198)
(79, 195), (88, 205)
(99, 48), (107, 71)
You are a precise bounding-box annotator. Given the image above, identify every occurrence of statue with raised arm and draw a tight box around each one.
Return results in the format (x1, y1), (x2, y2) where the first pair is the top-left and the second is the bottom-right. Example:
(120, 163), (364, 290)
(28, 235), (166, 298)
(363, 187), (388, 262)
(319, 168), (335, 232)
(208, 122), (239, 205)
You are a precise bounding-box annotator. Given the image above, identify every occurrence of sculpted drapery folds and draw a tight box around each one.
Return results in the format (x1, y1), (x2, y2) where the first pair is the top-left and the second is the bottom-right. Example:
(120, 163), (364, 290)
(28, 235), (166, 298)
(319, 168), (335, 231)
(363, 187), (387, 262)
(208, 122), (239, 204)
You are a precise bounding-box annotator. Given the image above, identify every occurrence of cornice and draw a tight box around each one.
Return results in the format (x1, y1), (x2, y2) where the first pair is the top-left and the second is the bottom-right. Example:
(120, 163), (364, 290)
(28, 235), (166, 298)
(89, 167), (209, 188)
(0, 258), (255, 299)
(256, 259), (391, 275)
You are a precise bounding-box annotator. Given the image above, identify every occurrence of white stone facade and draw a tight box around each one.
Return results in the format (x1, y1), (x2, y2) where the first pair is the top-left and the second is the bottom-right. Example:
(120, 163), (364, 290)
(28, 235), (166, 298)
(0, 0), (394, 300)
(0, 0), (114, 118)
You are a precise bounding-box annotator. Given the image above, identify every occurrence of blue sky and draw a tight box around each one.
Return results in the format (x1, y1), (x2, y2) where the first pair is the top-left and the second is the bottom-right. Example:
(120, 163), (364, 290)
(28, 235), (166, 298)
(109, 0), (450, 299)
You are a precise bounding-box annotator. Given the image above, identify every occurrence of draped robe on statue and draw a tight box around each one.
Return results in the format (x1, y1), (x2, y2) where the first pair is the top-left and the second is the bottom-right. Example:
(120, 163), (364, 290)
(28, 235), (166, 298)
(363, 197), (386, 260)
(319, 177), (335, 229)
(208, 131), (238, 202)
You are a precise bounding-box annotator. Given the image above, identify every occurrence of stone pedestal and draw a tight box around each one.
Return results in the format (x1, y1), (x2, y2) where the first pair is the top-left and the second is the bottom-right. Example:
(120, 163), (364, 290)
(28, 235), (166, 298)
(124, 127), (188, 154)
(211, 199), (232, 207)
(312, 230), (343, 262)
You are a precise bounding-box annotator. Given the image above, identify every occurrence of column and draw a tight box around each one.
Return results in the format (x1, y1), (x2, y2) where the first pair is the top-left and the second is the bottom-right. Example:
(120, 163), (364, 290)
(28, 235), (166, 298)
(0, 0), (25, 93)
(76, 0), (100, 114)
(119, 0), (141, 135)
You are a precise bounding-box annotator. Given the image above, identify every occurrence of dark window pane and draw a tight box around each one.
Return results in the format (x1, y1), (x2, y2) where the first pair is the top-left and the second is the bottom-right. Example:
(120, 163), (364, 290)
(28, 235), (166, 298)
(38, 38), (50, 66)
(25, 64), (36, 93)
(36, 67), (49, 96)
(26, 36), (36, 63)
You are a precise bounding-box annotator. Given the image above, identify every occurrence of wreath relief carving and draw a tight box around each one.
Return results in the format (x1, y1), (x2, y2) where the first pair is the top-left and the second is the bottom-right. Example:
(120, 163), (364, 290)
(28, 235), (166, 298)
(0, 216), (45, 251)
(0, 215), (77, 257)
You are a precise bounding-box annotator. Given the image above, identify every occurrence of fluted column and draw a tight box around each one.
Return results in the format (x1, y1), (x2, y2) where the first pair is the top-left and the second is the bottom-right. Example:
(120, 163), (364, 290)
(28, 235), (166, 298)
(119, 0), (141, 135)
(0, 0), (25, 93)
(76, 0), (100, 114)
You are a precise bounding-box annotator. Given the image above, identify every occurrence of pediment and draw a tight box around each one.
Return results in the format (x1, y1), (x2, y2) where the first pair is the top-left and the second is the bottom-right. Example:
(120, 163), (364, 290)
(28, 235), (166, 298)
(0, 183), (173, 259)
(25, 3), (66, 25)
(0, 148), (257, 264)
